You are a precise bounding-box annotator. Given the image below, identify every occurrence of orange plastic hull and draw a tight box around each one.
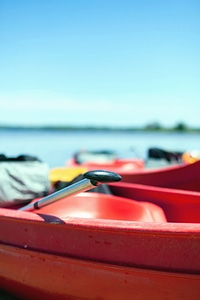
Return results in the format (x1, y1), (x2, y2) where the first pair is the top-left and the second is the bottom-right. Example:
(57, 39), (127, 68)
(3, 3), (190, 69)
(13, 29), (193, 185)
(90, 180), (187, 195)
(1, 244), (200, 300)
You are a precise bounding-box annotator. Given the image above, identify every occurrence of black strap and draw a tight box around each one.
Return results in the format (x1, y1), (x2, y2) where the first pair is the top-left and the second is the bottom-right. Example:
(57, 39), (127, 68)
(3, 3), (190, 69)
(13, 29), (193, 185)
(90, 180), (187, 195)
(0, 154), (41, 162)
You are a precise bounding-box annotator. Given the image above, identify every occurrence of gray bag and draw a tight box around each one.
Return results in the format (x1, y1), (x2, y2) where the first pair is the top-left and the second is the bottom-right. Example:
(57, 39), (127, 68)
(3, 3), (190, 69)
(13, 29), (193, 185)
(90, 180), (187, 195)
(0, 160), (50, 207)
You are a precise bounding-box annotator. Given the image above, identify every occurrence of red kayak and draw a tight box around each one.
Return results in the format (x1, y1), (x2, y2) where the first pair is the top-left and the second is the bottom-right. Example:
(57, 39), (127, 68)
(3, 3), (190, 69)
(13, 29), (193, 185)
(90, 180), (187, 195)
(108, 181), (200, 223)
(0, 170), (200, 300)
(68, 154), (200, 192)
(119, 159), (200, 191)
(67, 149), (145, 172)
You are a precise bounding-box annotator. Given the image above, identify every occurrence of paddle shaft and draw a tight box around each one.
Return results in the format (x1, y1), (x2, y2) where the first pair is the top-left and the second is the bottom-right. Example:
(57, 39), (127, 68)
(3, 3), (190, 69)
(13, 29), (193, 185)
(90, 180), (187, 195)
(19, 170), (121, 212)
(19, 178), (96, 211)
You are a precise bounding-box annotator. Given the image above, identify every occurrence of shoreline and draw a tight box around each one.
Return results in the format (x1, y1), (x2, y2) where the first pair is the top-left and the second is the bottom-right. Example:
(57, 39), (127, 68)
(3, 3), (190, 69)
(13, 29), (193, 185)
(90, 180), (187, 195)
(0, 125), (200, 133)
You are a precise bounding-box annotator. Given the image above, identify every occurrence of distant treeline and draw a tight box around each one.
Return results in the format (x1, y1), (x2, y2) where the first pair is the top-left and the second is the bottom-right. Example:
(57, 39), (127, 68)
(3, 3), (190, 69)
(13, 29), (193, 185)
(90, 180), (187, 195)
(0, 122), (200, 132)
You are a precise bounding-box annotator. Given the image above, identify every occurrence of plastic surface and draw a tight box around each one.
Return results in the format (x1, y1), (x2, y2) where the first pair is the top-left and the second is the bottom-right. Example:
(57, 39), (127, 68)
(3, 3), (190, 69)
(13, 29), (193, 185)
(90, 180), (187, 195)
(1, 244), (200, 300)
(66, 156), (200, 191)
(119, 160), (200, 192)
(109, 181), (200, 223)
(0, 194), (199, 274)
(49, 166), (87, 184)
(84, 170), (122, 183)
(0, 181), (200, 299)
(67, 157), (145, 171)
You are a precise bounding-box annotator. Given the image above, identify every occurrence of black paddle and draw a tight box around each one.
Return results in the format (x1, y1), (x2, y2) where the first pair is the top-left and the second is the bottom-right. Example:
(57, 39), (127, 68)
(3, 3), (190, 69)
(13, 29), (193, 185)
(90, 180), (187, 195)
(19, 170), (121, 211)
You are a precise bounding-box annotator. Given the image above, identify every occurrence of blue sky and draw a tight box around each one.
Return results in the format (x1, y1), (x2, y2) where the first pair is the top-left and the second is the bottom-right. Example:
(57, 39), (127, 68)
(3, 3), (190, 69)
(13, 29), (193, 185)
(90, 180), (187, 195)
(0, 0), (199, 127)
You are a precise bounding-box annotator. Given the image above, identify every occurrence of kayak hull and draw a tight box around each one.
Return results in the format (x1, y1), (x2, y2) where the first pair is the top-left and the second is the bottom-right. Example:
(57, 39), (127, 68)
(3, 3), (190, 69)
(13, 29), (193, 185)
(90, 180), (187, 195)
(66, 154), (200, 191)
(0, 188), (200, 299)
(67, 157), (145, 172)
(1, 244), (200, 300)
(0, 191), (200, 274)
(67, 159), (200, 192)
(119, 160), (200, 191)
(108, 181), (200, 223)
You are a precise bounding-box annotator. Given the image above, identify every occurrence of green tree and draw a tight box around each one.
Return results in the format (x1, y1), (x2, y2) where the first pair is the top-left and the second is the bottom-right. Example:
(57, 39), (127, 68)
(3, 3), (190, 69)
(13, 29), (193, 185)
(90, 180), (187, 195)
(173, 122), (187, 131)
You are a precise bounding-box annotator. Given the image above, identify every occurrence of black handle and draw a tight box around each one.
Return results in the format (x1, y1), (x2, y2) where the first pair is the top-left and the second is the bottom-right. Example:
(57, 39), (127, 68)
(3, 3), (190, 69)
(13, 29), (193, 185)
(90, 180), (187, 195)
(84, 170), (122, 185)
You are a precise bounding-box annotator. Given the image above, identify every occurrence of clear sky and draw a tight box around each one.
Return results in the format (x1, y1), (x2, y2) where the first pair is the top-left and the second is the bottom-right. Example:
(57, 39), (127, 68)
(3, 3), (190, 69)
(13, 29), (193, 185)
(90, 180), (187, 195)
(0, 0), (199, 128)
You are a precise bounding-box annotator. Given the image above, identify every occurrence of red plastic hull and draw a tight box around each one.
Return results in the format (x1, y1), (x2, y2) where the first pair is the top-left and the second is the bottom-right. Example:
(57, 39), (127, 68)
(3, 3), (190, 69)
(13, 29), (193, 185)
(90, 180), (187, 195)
(1, 244), (200, 300)
(0, 191), (200, 299)
(119, 160), (200, 191)
(108, 181), (200, 223)
(67, 157), (145, 172)
(68, 159), (200, 192)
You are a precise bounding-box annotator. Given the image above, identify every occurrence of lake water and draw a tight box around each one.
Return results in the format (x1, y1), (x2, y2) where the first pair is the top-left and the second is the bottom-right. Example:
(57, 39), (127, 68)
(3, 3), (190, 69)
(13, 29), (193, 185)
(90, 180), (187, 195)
(1, 129), (200, 168)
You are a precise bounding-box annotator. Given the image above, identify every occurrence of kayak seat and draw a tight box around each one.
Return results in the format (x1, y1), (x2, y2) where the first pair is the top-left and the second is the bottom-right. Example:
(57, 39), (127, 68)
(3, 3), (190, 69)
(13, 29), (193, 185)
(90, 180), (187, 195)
(33, 192), (167, 223)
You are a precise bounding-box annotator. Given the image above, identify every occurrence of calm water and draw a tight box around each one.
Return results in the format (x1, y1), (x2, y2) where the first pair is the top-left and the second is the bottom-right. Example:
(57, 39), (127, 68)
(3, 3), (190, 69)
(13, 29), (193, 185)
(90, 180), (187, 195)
(1, 129), (200, 168)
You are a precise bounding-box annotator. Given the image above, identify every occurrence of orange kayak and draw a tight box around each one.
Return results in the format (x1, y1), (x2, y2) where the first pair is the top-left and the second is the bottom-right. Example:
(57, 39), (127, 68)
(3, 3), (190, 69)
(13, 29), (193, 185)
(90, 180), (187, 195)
(0, 171), (200, 299)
